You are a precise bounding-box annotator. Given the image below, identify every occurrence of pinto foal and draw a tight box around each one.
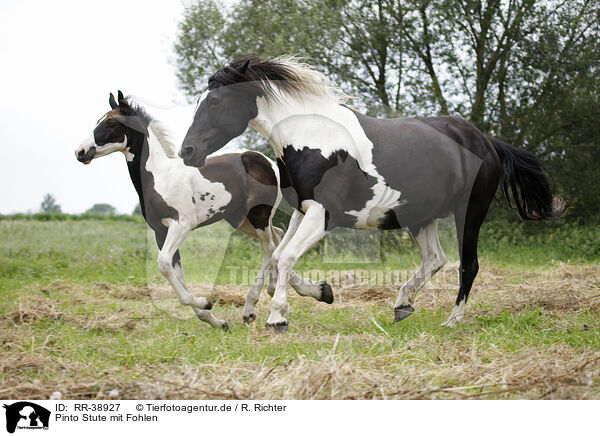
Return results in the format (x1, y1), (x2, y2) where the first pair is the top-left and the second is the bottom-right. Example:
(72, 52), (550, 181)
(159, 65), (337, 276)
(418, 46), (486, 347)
(75, 91), (332, 329)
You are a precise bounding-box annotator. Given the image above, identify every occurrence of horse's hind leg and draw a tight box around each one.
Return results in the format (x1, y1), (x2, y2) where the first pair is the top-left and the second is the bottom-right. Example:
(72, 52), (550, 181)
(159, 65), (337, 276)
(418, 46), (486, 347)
(238, 212), (275, 324)
(443, 167), (498, 327)
(393, 219), (446, 322)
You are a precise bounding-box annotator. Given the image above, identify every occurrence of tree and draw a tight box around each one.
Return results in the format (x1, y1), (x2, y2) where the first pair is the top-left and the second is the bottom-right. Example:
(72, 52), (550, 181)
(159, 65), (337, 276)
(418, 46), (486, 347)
(40, 193), (61, 213)
(86, 203), (116, 215)
(132, 203), (143, 216)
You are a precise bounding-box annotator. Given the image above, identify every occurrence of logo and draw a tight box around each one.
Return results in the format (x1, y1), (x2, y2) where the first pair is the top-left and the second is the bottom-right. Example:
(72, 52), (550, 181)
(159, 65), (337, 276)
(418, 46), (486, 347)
(3, 402), (50, 434)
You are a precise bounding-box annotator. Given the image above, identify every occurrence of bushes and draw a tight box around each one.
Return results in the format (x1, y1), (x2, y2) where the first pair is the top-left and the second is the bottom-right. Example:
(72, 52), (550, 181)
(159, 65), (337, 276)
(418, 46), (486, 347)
(480, 218), (600, 263)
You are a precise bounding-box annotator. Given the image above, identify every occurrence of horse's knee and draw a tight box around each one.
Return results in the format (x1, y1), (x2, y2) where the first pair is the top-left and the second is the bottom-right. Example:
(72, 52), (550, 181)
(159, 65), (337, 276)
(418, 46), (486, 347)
(157, 253), (172, 277)
(277, 254), (295, 274)
(271, 249), (281, 270)
(437, 251), (447, 269)
(432, 252), (446, 273)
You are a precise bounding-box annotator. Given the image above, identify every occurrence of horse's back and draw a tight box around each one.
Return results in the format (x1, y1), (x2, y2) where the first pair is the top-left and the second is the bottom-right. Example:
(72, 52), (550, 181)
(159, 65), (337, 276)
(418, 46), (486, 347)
(353, 113), (490, 219)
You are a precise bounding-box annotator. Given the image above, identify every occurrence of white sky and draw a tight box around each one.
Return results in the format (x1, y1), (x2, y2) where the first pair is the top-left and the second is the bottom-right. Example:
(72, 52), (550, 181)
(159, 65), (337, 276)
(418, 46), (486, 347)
(0, 1), (236, 214)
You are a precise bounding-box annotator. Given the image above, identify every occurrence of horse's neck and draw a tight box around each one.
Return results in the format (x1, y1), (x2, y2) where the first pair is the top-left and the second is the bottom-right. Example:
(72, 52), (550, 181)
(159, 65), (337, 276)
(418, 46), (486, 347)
(251, 94), (374, 166)
(145, 126), (172, 167)
(125, 132), (148, 215)
(126, 126), (181, 217)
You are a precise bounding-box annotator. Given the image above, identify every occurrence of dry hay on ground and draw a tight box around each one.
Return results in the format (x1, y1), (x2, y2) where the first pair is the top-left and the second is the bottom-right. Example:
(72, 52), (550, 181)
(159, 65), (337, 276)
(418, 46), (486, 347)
(0, 263), (598, 400)
(1, 343), (597, 400)
(1, 295), (139, 332)
(335, 262), (600, 315)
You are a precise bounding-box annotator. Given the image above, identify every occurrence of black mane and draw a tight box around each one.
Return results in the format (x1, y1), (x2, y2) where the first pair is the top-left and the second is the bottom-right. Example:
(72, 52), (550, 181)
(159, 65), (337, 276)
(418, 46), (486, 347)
(208, 55), (310, 101)
(97, 97), (153, 128)
(128, 98), (152, 127)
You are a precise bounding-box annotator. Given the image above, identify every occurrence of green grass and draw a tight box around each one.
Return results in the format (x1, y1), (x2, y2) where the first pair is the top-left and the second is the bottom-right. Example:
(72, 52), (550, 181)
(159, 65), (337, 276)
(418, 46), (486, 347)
(0, 219), (599, 399)
(1, 217), (597, 290)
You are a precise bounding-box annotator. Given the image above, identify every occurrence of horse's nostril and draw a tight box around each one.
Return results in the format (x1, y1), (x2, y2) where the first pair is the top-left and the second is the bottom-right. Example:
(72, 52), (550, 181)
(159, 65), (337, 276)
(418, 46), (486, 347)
(181, 146), (194, 159)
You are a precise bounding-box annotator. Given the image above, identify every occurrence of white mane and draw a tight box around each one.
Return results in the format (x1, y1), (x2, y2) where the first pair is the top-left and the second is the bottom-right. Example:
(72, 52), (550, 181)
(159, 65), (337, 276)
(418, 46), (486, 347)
(270, 55), (353, 105)
(125, 96), (179, 159)
(148, 120), (178, 159)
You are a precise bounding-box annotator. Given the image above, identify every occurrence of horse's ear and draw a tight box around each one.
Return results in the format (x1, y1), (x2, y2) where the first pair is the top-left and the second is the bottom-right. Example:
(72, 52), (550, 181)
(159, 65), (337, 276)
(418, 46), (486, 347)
(117, 91), (134, 115)
(109, 93), (118, 109)
(237, 59), (250, 74)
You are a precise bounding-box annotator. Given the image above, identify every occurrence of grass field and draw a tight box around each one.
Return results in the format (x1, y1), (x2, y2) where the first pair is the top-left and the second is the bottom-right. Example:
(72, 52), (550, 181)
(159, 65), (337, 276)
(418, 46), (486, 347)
(0, 218), (599, 399)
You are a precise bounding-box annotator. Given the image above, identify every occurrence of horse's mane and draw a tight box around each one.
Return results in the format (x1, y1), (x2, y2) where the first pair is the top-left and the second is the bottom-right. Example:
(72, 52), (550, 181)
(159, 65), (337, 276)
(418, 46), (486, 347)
(127, 98), (178, 158)
(209, 55), (351, 105)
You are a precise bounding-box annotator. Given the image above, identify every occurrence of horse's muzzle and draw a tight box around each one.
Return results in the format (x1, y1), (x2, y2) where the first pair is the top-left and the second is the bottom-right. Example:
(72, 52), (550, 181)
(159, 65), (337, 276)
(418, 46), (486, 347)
(76, 146), (96, 165)
(179, 146), (206, 168)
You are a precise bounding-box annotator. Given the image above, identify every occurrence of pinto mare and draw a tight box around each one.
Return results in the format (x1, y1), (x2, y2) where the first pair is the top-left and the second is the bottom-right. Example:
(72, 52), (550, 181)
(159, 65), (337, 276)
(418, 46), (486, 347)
(75, 91), (331, 329)
(179, 56), (565, 330)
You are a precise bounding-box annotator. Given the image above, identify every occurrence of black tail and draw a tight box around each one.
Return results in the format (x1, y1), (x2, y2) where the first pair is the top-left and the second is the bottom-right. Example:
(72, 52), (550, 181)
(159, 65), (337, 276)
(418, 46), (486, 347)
(490, 138), (565, 220)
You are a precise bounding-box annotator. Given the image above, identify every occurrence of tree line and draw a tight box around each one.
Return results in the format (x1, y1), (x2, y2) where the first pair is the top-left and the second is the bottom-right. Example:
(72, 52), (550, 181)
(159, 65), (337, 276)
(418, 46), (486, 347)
(173, 0), (600, 219)
(36, 193), (141, 216)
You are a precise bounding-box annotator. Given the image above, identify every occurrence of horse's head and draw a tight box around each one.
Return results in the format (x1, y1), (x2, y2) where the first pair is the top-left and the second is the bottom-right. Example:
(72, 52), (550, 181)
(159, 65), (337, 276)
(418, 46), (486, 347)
(75, 91), (146, 164)
(180, 60), (258, 167)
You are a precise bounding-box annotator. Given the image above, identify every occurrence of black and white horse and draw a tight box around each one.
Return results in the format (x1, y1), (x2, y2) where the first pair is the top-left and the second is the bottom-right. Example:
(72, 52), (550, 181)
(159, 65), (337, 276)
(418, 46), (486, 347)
(179, 56), (564, 329)
(75, 91), (332, 329)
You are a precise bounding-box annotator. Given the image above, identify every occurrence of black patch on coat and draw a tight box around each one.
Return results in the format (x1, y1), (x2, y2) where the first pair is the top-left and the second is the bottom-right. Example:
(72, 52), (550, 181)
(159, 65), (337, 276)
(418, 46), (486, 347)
(378, 209), (402, 230)
(352, 112), (485, 228)
(246, 204), (272, 230)
(277, 146), (378, 230)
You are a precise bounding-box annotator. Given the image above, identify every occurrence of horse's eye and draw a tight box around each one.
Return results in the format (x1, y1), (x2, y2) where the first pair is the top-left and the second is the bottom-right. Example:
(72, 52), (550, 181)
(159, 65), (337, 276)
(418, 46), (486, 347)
(209, 97), (219, 106)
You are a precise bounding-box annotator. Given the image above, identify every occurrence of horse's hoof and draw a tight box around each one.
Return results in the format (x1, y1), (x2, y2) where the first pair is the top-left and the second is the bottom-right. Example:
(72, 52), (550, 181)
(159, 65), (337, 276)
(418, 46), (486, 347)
(393, 305), (414, 322)
(221, 321), (230, 331)
(320, 282), (334, 304)
(243, 313), (256, 324)
(266, 321), (288, 333)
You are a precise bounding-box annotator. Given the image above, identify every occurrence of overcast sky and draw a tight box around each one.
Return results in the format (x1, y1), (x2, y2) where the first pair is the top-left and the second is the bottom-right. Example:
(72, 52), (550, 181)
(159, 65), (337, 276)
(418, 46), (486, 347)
(0, 1), (236, 214)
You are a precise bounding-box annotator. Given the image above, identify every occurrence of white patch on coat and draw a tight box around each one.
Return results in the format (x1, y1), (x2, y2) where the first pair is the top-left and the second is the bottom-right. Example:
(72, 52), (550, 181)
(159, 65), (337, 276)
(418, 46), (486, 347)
(76, 131), (133, 161)
(77, 131), (96, 154)
(95, 136), (129, 159)
(251, 90), (403, 229)
(145, 128), (232, 227)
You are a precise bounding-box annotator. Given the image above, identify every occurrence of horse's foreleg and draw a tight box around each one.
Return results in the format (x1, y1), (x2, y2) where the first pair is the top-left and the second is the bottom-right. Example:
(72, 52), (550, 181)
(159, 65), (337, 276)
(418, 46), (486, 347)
(265, 211), (302, 297)
(268, 211), (331, 301)
(270, 210), (303, 272)
(157, 224), (228, 330)
(393, 219), (446, 322)
(267, 201), (328, 331)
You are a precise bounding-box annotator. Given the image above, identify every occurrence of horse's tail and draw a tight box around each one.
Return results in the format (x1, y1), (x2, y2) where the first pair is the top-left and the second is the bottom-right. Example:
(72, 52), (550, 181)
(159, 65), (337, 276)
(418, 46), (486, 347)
(490, 138), (565, 220)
